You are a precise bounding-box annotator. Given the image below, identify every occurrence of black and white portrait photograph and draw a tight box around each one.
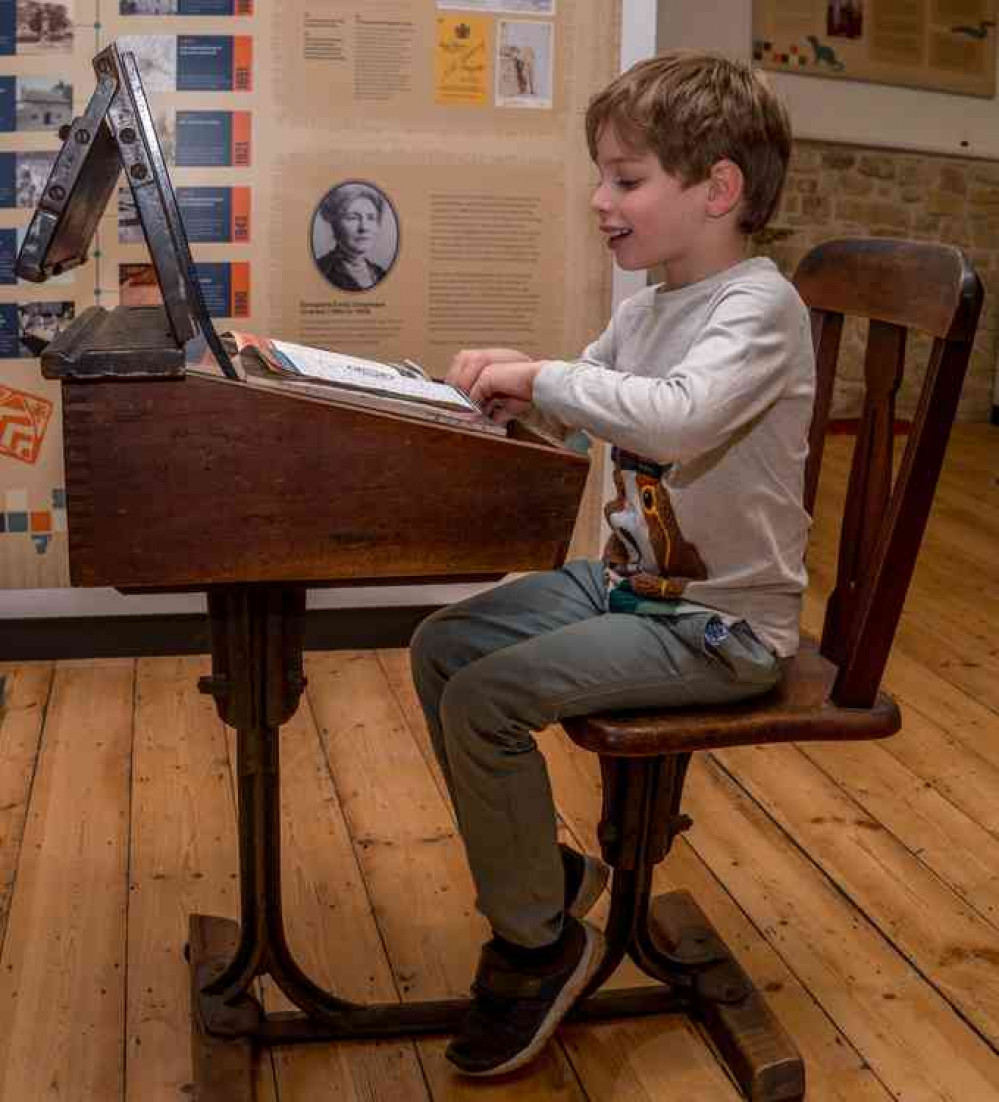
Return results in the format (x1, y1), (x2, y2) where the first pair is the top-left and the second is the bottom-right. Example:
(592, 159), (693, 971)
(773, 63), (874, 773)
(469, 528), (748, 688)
(152, 109), (177, 164)
(117, 187), (144, 244)
(17, 300), (74, 357)
(16, 0), (73, 54)
(15, 77), (72, 132)
(116, 35), (177, 93)
(16, 152), (56, 208)
(310, 181), (400, 293)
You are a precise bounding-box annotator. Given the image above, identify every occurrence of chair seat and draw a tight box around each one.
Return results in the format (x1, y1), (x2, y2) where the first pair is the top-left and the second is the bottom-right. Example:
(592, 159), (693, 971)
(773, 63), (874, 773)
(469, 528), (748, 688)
(562, 636), (901, 757)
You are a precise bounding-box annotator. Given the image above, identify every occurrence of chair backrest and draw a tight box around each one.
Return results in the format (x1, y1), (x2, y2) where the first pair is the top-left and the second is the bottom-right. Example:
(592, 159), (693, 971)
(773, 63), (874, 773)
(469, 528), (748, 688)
(792, 237), (983, 709)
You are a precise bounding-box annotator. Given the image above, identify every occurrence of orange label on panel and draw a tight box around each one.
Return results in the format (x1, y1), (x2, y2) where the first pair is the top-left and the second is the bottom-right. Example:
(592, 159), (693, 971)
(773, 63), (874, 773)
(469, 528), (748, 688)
(234, 36), (253, 91)
(0, 386), (53, 466)
(232, 111), (251, 165)
(232, 186), (251, 242)
(231, 262), (251, 317)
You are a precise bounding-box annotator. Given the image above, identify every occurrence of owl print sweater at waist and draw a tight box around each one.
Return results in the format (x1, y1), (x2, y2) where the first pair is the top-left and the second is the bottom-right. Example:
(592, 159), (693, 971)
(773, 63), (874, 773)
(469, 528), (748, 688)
(532, 257), (816, 657)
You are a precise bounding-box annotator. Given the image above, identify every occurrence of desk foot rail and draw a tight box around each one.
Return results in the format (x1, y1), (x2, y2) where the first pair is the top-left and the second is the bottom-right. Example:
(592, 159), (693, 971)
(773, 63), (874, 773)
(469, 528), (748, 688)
(189, 895), (801, 1102)
(189, 915), (256, 1102)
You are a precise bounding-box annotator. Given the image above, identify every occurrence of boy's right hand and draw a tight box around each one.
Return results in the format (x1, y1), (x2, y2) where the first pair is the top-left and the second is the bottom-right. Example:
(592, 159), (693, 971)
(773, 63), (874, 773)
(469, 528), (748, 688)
(447, 348), (529, 394)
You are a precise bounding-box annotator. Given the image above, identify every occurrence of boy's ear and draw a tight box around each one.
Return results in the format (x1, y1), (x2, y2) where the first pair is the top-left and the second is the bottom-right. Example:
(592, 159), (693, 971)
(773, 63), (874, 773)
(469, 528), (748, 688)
(705, 159), (745, 220)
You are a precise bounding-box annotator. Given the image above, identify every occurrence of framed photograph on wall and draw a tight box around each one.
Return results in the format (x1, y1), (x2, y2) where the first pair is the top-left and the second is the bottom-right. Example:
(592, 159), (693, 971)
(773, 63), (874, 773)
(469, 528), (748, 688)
(753, 0), (998, 97)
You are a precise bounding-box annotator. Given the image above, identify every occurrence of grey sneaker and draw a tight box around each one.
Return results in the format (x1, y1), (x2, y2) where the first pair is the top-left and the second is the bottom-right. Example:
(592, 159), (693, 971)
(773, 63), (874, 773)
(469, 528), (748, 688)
(446, 916), (605, 1076)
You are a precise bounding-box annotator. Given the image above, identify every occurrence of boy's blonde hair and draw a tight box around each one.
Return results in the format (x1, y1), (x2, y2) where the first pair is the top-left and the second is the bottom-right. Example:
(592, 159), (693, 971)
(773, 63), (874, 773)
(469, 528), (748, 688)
(586, 51), (791, 235)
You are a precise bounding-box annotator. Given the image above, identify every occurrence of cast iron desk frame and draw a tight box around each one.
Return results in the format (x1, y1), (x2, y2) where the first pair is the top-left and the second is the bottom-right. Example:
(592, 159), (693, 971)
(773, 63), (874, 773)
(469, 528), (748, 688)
(187, 582), (801, 1102)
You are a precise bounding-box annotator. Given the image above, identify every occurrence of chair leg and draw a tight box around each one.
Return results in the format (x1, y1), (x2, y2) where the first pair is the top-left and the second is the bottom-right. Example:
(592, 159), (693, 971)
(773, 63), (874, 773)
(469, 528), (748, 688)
(593, 754), (805, 1102)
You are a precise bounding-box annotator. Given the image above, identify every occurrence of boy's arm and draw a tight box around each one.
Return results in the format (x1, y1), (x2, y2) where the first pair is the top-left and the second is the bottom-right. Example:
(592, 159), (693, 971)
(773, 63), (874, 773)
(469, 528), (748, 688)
(448, 312), (620, 432)
(514, 402), (576, 446)
(533, 282), (808, 464)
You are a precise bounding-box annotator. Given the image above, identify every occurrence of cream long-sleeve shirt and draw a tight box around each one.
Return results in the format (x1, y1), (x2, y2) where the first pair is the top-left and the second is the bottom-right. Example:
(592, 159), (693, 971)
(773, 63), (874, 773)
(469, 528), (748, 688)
(532, 256), (815, 656)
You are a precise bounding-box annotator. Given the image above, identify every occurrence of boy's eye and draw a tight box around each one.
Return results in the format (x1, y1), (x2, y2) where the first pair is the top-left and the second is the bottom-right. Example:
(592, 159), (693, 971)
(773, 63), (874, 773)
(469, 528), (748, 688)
(616, 178), (640, 190)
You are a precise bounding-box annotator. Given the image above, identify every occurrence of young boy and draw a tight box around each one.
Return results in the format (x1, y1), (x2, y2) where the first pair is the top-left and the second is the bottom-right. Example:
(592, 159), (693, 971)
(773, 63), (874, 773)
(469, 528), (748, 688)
(410, 50), (814, 1076)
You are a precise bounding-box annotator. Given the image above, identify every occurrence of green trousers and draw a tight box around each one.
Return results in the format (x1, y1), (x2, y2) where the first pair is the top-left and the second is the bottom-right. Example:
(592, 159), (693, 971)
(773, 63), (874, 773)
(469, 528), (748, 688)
(409, 560), (780, 948)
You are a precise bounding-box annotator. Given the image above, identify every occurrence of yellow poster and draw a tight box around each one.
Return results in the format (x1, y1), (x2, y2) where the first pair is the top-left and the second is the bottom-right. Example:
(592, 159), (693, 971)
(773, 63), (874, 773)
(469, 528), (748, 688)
(435, 15), (490, 105)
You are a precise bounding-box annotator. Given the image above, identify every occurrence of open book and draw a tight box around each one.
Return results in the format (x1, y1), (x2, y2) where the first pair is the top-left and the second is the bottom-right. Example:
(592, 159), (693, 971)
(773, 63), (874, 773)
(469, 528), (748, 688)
(192, 331), (506, 437)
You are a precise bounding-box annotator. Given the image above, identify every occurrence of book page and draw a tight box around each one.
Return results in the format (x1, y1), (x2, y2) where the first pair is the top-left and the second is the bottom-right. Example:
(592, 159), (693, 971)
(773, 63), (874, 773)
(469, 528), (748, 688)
(188, 357), (508, 437)
(269, 339), (398, 378)
(270, 339), (479, 412)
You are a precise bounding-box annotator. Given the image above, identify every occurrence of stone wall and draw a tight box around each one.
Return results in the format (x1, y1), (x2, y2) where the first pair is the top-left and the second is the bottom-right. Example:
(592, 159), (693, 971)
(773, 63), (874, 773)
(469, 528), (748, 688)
(751, 140), (998, 421)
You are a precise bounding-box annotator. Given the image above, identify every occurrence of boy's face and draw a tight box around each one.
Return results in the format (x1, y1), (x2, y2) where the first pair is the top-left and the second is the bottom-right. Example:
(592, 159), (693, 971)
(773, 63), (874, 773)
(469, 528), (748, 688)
(591, 125), (724, 286)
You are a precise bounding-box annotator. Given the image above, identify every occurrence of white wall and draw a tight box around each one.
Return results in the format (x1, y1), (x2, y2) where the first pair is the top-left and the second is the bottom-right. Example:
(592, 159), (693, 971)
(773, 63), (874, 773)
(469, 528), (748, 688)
(602, 0), (658, 518)
(613, 0), (659, 307)
(0, 581), (505, 619)
(659, 1), (999, 161)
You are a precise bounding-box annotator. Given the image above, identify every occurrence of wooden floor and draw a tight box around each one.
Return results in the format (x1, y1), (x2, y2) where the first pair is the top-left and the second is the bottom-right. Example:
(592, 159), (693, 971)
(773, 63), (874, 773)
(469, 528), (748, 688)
(0, 424), (997, 1101)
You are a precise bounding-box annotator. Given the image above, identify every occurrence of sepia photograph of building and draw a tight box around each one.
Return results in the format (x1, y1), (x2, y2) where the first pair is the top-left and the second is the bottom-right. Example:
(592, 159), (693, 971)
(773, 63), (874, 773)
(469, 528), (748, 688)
(15, 77), (72, 132)
(15, 0), (73, 54)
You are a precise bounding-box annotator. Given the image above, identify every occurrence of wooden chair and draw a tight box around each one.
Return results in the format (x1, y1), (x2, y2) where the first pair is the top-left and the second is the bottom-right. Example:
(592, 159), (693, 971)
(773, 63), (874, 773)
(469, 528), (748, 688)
(561, 238), (984, 1102)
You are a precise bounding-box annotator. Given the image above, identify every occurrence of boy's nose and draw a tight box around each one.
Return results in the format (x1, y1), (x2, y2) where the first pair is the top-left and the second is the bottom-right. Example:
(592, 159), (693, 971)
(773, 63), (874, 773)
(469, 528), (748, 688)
(590, 183), (611, 213)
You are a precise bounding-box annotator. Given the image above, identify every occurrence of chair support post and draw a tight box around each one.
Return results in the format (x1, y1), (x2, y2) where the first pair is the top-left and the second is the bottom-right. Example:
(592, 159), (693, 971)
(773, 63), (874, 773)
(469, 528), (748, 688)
(592, 753), (806, 1101)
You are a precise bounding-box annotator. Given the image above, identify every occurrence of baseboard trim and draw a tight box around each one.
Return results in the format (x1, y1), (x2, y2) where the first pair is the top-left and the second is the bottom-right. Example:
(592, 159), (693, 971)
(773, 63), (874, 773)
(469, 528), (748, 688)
(0, 605), (442, 662)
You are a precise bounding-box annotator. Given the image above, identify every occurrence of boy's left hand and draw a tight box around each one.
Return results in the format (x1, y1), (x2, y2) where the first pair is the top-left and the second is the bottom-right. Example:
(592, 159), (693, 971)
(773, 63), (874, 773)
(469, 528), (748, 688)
(470, 360), (545, 424)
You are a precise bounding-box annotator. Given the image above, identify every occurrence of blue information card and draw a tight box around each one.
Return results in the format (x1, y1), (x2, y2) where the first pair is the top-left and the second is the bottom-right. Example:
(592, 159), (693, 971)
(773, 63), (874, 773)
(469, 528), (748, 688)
(178, 0), (249, 13)
(177, 36), (251, 92)
(195, 262), (249, 316)
(0, 227), (16, 283)
(178, 187), (231, 242)
(0, 152), (15, 207)
(195, 262), (232, 317)
(177, 111), (231, 166)
(0, 76), (14, 131)
(178, 36), (233, 91)
(0, 1), (15, 56)
(0, 303), (19, 357)
(175, 110), (251, 165)
(120, 0), (251, 12)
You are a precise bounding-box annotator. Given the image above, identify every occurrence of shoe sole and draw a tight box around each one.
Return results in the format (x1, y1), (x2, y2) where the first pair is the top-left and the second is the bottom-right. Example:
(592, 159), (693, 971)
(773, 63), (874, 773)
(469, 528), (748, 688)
(460, 921), (606, 1078)
(567, 856), (610, 920)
